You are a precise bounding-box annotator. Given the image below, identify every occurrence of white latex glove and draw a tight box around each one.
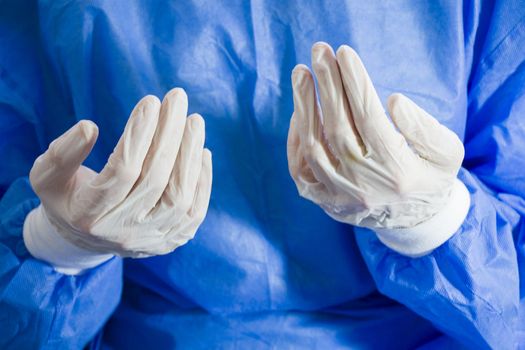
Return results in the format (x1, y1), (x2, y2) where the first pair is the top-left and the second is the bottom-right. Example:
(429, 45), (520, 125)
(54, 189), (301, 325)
(287, 43), (470, 257)
(23, 88), (213, 274)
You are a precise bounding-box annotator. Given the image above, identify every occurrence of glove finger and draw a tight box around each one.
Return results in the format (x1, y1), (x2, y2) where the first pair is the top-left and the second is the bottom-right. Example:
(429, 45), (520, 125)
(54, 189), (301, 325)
(292, 65), (333, 159)
(311, 42), (365, 159)
(287, 114), (340, 205)
(287, 111), (324, 190)
(126, 88), (189, 217)
(336, 45), (407, 158)
(292, 65), (353, 193)
(287, 114), (302, 181)
(30, 120), (98, 193)
(186, 148), (213, 226)
(79, 95), (161, 221)
(387, 93), (464, 170)
(152, 113), (205, 219)
(163, 148), (213, 252)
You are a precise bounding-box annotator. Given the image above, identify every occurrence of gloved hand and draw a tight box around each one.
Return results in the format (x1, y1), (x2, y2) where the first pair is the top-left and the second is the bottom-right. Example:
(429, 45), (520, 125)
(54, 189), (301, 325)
(23, 88), (213, 274)
(287, 42), (470, 257)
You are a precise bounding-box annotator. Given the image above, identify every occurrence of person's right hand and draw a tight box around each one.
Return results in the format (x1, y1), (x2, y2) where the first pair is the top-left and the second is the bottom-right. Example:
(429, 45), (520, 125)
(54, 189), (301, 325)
(23, 88), (212, 273)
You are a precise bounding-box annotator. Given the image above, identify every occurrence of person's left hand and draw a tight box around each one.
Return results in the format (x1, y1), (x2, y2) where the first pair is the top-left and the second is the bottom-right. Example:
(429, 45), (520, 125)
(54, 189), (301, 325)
(287, 42), (469, 256)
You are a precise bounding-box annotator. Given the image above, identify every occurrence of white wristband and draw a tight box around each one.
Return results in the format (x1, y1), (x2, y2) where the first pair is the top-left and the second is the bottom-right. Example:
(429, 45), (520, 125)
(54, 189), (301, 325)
(23, 205), (114, 275)
(373, 178), (471, 257)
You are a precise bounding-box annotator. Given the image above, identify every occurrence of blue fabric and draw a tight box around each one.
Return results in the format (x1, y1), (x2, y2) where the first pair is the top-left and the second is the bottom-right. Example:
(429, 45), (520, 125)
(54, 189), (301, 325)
(0, 0), (524, 349)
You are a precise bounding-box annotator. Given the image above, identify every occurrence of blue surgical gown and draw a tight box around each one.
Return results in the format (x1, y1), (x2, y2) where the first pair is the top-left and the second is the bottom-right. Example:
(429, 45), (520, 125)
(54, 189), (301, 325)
(0, 1), (524, 349)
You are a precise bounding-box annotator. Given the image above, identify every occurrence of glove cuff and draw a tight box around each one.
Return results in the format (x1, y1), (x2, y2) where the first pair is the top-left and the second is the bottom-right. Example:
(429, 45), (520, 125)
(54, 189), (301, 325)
(23, 205), (114, 275)
(373, 178), (471, 257)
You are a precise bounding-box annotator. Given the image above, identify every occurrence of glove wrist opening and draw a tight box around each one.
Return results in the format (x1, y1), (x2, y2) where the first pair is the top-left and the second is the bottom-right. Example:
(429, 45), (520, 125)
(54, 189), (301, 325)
(373, 178), (471, 257)
(23, 205), (114, 275)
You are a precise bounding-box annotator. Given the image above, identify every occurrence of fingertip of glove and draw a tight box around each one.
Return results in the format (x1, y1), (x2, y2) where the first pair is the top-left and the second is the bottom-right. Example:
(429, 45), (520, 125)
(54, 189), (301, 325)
(387, 93), (403, 109)
(131, 95), (161, 124)
(138, 95), (162, 120)
(312, 41), (333, 54)
(164, 87), (188, 103)
(292, 63), (309, 80)
(292, 66), (314, 93)
(141, 94), (162, 107)
(187, 113), (205, 133)
(336, 45), (363, 65)
(188, 112), (204, 123)
(202, 148), (212, 161)
(77, 120), (99, 144)
(312, 42), (335, 65)
(292, 64), (310, 74)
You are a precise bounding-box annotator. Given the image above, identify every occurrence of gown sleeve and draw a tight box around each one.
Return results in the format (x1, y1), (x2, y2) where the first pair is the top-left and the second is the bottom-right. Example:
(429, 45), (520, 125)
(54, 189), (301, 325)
(0, 3), (123, 349)
(356, 2), (525, 348)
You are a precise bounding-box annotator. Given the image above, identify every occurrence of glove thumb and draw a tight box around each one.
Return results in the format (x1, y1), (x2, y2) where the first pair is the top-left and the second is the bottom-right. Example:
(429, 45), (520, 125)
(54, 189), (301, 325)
(30, 120), (98, 193)
(387, 93), (464, 170)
